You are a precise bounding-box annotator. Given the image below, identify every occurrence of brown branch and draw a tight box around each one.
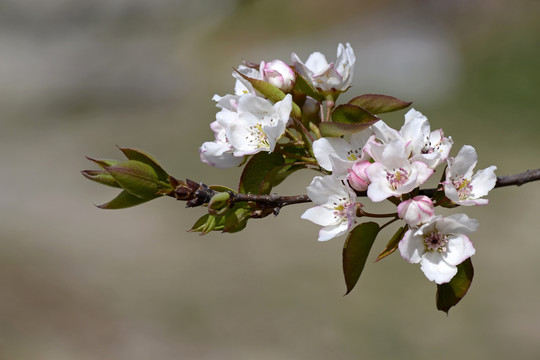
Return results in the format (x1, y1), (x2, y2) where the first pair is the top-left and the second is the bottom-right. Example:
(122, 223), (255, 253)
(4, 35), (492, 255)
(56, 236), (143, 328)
(171, 168), (540, 210)
(494, 168), (540, 188)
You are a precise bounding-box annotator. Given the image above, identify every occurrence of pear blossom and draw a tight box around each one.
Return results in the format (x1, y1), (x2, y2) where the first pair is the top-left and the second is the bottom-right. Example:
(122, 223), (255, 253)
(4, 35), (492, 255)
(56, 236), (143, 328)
(443, 145), (497, 206)
(233, 65), (261, 95)
(398, 214), (478, 284)
(301, 175), (358, 241)
(312, 129), (373, 179)
(400, 109), (453, 168)
(366, 139), (433, 202)
(226, 94), (292, 156)
(397, 195), (435, 227)
(261, 59), (296, 92)
(291, 43), (355, 92)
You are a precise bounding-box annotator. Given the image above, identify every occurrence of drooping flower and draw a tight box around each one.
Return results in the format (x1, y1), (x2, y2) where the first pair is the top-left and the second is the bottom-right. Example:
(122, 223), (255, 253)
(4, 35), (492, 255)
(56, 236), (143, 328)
(397, 195), (435, 227)
(443, 145), (497, 206)
(291, 43), (355, 93)
(312, 129), (373, 179)
(398, 214), (478, 284)
(261, 59), (296, 92)
(301, 175), (358, 241)
(366, 139), (433, 202)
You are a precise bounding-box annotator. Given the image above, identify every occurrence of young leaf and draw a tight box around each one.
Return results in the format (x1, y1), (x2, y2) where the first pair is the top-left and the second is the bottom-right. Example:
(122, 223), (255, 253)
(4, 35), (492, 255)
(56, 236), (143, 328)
(238, 152), (285, 194)
(348, 94), (412, 114)
(436, 258), (474, 314)
(331, 104), (379, 125)
(343, 222), (380, 295)
(119, 147), (170, 182)
(97, 190), (156, 209)
(292, 69), (325, 102)
(107, 160), (161, 199)
(376, 226), (407, 262)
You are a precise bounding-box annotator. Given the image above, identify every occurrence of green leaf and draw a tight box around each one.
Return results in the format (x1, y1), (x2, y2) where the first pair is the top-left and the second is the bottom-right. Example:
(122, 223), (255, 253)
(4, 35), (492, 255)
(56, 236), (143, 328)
(223, 205), (251, 233)
(119, 147), (170, 182)
(343, 222), (381, 295)
(107, 160), (160, 199)
(239, 152), (285, 194)
(348, 94), (412, 114)
(292, 70), (325, 102)
(97, 190), (156, 209)
(331, 104), (379, 124)
(375, 226), (407, 262)
(436, 258), (474, 314)
(85, 157), (120, 169)
(320, 121), (379, 137)
(234, 70), (301, 118)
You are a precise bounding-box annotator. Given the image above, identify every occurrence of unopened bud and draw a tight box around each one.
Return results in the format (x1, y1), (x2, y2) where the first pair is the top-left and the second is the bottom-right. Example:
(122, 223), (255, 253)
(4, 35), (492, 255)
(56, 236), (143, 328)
(397, 195), (434, 227)
(262, 60), (296, 92)
(347, 161), (371, 191)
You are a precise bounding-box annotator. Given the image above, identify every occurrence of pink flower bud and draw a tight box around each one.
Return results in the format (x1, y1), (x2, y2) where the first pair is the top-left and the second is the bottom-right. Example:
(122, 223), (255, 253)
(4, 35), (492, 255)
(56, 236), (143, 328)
(347, 161), (371, 191)
(262, 60), (296, 92)
(397, 195), (434, 227)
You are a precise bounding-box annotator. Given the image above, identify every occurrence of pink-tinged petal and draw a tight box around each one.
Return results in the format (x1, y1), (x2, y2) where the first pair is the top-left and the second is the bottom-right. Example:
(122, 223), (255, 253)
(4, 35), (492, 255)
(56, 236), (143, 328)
(318, 223), (349, 241)
(420, 252), (458, 284)
(442, 234), (475, 266)
(398, 230), (424, 264)
(470, 165), (497, 198)
(301, 206), (337, 227)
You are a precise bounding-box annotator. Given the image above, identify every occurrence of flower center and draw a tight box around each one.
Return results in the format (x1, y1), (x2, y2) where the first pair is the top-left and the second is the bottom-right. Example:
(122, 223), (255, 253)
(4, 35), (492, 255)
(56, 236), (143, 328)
(423, 230), (449, 253)
(332, 197), (355, 224)
(452, 176), (473, 200)
(345, 147), (362, 161)
(246, 123), (270, 149)
(386, 168), (409, 190)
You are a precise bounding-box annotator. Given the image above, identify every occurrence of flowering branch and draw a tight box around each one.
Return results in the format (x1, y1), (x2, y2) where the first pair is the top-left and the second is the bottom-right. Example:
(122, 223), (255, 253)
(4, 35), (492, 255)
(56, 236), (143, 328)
(82, 42), (540, 313)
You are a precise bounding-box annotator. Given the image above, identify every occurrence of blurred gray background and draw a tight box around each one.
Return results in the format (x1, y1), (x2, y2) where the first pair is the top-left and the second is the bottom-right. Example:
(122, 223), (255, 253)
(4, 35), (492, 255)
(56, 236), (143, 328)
(1, 0), (540, 359)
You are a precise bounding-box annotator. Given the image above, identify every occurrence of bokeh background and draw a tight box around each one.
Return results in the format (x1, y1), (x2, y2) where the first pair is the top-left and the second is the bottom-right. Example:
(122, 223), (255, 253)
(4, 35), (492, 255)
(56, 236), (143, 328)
(1, 0), (540, 359)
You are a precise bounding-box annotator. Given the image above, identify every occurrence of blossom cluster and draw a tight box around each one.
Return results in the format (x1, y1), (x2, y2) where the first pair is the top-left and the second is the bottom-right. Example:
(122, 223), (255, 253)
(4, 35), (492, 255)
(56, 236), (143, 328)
(199, 43), (497, 285)
(303, 109), (496, 284)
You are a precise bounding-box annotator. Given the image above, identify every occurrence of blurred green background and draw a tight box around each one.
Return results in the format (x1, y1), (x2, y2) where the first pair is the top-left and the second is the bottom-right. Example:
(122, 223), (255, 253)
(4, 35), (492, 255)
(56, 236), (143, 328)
(1, 0), (540, 359)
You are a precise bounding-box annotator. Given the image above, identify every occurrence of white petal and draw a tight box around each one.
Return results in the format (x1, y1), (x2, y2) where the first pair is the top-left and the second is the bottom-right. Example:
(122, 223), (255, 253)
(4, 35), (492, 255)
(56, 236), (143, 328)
(199, 142), (243, 168)
(312, 137), (351, 171)
(301, 206), (337, 227)
(449, 145), (478, 179)
(420, 252), (458, 284)
(398, 230), (424, 264)
(438, 214), (479, 236)
(470, 165), (497, 198)
(318, 223), (349, 241)
(442, 234), (475, 266)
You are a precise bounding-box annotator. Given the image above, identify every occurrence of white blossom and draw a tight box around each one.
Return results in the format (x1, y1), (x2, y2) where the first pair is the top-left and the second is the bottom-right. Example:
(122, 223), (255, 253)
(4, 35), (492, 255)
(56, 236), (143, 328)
(291, 43), (355, 92)
(443, 145), (497, 206)
(366, 139), (433, 202)
(399, 214), (478, 284)
(301, 175), (358, 241)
